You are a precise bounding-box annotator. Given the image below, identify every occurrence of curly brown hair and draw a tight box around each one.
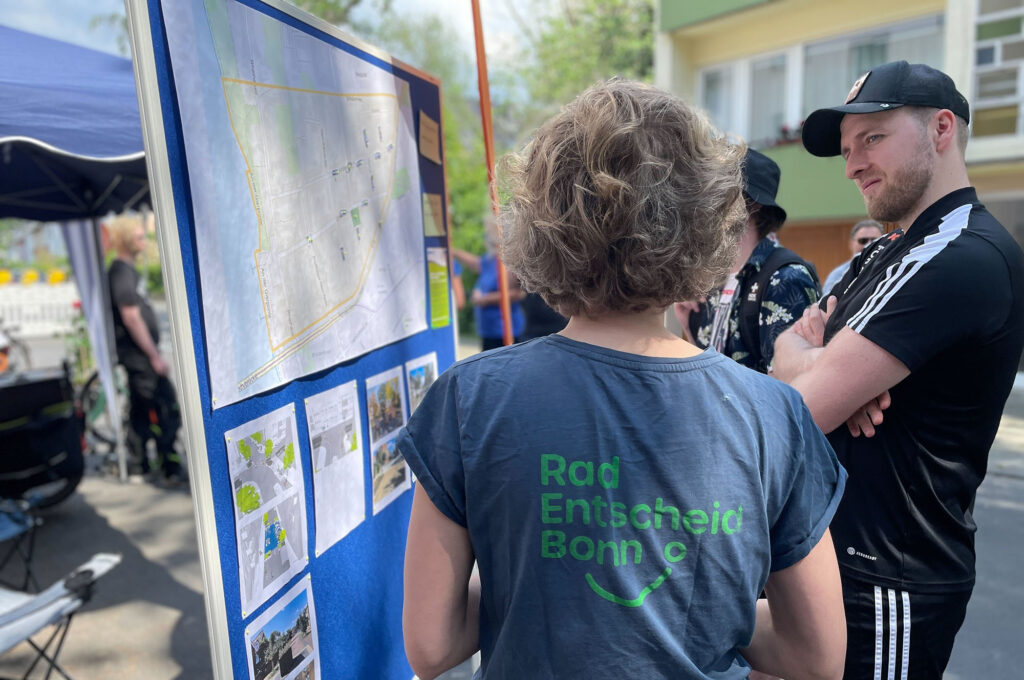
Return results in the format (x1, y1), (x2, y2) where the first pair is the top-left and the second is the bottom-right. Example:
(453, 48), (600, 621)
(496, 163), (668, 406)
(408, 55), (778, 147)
(499, 79), (746, 317)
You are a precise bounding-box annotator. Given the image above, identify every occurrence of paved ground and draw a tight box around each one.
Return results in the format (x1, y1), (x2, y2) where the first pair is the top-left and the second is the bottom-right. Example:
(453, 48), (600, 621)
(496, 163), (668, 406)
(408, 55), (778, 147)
(3, 332), (1022, 678)
(0, 477), (209, 679)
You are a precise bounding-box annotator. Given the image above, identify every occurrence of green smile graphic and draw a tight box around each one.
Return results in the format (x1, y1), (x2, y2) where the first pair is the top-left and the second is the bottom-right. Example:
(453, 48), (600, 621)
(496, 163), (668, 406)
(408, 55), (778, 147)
(584, 567), (672, 607)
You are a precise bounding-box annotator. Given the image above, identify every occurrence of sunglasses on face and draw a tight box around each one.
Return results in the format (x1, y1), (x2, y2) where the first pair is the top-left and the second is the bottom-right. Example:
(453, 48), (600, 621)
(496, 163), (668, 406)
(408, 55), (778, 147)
(855, 236), (875, 246)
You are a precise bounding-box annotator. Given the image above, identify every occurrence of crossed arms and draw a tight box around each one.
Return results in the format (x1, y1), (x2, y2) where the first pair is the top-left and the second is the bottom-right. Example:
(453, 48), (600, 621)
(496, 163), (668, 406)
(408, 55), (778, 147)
(772, 297), (909, 436)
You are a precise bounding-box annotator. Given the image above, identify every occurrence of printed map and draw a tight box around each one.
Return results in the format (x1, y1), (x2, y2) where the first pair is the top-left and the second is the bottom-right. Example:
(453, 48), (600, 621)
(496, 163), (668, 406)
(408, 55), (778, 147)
(163, 0), (426, 407)
(226, 404), (308, 615)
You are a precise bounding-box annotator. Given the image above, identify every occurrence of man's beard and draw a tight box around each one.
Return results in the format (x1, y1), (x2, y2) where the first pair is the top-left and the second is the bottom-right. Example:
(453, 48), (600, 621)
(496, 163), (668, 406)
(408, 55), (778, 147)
(866, 142), (933, 224)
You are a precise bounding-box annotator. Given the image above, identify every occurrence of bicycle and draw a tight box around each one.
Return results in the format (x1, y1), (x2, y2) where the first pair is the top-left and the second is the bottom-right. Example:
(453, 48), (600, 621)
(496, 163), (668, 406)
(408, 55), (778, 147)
(78, 367), (127, 463)
(78, 366), (187, 480)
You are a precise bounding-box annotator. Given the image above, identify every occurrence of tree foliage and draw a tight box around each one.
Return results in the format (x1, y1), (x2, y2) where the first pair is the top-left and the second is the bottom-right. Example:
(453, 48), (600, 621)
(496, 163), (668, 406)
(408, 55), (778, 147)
(291, 0), (389, 26)
(509, 0), (655, 119)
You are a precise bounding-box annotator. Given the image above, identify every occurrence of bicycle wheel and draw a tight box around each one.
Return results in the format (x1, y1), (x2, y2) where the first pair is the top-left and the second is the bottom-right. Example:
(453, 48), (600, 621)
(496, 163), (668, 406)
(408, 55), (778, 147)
(8, 339), (30, 372)
(80, 370), (118, 447)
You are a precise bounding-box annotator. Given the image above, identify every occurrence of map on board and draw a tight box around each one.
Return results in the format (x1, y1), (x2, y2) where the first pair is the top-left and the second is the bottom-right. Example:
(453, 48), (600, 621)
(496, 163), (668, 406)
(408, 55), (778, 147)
(305, 380), (366, 555)
(226, 404), (308, 615)
(163, 0), (426, 407)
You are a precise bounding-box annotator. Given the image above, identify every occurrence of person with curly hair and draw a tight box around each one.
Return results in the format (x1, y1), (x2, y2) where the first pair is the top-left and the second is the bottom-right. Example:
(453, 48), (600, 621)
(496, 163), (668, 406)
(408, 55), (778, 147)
(398, 80), (846, 680)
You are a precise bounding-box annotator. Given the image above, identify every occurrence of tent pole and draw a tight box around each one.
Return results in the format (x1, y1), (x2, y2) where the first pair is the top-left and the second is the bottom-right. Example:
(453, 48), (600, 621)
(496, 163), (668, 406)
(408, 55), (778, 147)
(92, 216), (128, 482)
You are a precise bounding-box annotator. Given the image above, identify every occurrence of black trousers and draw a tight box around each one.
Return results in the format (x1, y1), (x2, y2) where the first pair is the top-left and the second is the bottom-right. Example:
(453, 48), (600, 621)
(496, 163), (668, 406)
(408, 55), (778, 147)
(125, 366), (182, 476)
(842, 575), (971, 679)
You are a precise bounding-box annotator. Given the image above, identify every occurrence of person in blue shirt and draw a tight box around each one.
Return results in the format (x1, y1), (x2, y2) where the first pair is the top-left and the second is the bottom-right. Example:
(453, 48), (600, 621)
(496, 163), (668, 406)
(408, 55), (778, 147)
(400, 80), (847, 680)
(453, 216), (525, 350)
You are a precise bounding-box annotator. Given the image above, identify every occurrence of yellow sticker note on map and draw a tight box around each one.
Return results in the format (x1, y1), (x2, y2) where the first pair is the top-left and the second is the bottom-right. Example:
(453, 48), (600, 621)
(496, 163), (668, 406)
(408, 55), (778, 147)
(427, 247), (451, 328)
(422, 193), (445, 237)
(418, 111), (442, 165)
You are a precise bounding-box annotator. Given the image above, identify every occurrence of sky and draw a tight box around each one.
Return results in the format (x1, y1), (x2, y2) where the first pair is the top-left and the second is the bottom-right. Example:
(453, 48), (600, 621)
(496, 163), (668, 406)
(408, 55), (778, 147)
(0, 0), (127, 55)
(0, 0), (529, 62)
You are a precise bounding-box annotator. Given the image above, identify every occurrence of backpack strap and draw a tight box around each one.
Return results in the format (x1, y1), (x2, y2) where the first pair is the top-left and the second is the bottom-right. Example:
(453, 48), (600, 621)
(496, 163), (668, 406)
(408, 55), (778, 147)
(738, 246), (820, 373)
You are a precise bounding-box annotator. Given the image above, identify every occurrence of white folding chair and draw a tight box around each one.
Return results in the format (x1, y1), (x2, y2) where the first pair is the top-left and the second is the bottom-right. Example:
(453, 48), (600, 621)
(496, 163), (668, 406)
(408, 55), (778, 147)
(0, 553), (121, 679)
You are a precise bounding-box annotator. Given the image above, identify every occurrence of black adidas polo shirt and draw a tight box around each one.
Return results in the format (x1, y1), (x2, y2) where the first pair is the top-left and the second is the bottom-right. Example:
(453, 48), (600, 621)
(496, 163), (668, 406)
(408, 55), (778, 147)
(823, 187), (1024, 592)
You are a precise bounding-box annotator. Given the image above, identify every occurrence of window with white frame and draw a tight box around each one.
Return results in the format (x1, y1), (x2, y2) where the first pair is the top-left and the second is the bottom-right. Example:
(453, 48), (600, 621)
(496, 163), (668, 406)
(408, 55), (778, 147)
(803, 16), (944, 120)
(701, 66), (734, 134)
(974, 0), (1024, 136)
(697, 16), (943, 149)
(749, 54), (787, 147)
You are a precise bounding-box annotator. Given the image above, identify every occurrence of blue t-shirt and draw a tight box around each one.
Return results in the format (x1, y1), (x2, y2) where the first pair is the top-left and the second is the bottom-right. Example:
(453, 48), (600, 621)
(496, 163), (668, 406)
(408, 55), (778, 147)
(398, 335), (845, 679)
(473, 254), (525, 339)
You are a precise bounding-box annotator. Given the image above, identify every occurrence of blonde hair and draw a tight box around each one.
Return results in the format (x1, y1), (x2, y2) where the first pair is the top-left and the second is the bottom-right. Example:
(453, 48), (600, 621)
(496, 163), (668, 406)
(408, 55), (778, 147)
(106, 215), (144, 254)
(499, 79), (746, 316)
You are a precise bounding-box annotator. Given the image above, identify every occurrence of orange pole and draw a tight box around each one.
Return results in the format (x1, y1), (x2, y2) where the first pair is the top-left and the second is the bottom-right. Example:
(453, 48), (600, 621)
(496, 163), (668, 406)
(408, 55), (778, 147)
(470, 0), (514, 346)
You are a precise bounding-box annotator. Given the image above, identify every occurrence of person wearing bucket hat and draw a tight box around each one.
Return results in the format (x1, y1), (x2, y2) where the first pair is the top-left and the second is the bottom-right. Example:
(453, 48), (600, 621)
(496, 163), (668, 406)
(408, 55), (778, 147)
(774, 60), (1024, 679)
(676, 148), (820, 374)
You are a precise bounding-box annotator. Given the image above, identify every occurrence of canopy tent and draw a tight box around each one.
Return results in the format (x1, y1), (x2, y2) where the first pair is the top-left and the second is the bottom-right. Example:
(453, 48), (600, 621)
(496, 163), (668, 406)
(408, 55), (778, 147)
(0, 24), (150, 480)
(0, 24), (147, 220)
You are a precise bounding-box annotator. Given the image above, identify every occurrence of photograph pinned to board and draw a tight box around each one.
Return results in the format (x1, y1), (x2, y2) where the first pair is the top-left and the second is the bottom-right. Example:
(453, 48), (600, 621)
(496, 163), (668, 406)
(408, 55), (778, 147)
(245, 575), (319, 680)
(366, 366), (411, 513)
(405, 351), (439, 415)
(304, 380), (366, 556)
(225, 404), (308, 616)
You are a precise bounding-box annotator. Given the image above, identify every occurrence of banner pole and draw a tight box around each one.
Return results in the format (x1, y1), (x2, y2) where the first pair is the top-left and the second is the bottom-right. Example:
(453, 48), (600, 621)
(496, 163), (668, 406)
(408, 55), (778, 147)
(470, 0), (514, 346)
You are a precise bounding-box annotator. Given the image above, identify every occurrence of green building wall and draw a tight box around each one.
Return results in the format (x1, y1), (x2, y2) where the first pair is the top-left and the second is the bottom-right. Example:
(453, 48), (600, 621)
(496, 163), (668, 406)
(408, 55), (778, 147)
(762, 144), (867, 221)
(660, 0), (769, 32)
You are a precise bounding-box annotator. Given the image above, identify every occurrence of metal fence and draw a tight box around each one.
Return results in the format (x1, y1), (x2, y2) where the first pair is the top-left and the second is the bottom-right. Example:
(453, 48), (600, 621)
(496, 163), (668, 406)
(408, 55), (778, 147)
(0, 282), (80, 339)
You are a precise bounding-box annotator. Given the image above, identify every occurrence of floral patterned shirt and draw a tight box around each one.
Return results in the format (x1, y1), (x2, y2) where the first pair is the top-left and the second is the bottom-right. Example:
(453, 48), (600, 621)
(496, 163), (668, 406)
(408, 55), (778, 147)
(689, 238), (820, 372)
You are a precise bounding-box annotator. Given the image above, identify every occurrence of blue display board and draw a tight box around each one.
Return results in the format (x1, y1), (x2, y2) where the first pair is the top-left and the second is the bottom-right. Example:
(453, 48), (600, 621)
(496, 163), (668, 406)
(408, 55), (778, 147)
(126, 0), (454, 677)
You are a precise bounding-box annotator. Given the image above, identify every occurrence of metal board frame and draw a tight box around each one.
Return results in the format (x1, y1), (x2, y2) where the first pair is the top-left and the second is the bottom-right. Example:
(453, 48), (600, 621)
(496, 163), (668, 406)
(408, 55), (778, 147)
(123, 0), (454, 676)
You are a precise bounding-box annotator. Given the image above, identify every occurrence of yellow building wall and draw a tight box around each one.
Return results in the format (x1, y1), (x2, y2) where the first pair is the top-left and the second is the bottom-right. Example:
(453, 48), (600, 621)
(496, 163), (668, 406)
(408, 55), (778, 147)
(674, 0), (944, 69)
(970, 161), (1024, 196)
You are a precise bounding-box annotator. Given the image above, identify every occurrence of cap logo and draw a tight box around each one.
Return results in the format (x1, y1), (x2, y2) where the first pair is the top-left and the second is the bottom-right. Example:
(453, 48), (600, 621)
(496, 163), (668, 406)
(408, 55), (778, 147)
(845, 71), (870, 104)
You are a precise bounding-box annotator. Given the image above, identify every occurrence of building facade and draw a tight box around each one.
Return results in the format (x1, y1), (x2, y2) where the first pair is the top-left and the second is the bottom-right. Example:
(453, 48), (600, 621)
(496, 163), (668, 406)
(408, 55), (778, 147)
(655, 0), (1024, 279)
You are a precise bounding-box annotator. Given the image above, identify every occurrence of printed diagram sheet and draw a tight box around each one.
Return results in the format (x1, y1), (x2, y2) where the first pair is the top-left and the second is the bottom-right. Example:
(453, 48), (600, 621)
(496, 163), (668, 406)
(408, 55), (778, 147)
(305, 380), (366, 556)
(245, 576), (319, 680)
(366, 366), (410, 513)
(226, 404), (308, 615)
(405, 352), (438, 415)
(163, 0), (426, 407)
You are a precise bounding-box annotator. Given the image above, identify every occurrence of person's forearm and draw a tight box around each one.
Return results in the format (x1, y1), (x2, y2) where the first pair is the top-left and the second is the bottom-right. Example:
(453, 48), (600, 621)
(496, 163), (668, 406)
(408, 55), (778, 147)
(772, 328), (824, 383)
(409, 570), (481, 679)
(121, 307), (161, 362)
(743, 594), (843, 680)
(474, 289), (525, 306)
(451, 249), (480, 273)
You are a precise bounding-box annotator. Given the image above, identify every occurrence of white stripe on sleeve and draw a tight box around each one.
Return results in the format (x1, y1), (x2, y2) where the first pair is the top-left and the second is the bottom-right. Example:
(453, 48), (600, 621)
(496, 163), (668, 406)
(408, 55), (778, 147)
(847, 204), (973, 334)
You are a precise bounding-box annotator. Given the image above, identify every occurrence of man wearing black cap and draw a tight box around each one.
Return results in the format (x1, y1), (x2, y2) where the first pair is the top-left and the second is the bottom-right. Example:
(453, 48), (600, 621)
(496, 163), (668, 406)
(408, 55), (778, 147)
(677, 148), (819, 373)
(774, 60), (1024, 678)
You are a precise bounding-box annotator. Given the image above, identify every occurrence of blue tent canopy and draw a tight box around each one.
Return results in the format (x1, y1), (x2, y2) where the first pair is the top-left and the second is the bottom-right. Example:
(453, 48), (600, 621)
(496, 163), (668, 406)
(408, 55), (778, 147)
(0, 24), (147, 221)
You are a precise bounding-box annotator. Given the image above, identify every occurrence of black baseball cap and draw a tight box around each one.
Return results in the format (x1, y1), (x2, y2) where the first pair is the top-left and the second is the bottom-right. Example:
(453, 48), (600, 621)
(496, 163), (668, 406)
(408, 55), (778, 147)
(744, 148), (786, 223)
(801, 60), (970, 157)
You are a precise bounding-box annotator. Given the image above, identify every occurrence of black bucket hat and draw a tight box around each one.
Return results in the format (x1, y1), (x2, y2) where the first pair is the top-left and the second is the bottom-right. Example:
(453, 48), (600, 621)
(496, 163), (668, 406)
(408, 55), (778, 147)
(802, 60), (970, 157)
(744, 148), (786, 224)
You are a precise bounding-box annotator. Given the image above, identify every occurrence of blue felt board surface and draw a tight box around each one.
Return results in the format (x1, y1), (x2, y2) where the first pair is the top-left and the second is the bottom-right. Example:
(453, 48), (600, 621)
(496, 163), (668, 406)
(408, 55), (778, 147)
(143, 0), (454, 677)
